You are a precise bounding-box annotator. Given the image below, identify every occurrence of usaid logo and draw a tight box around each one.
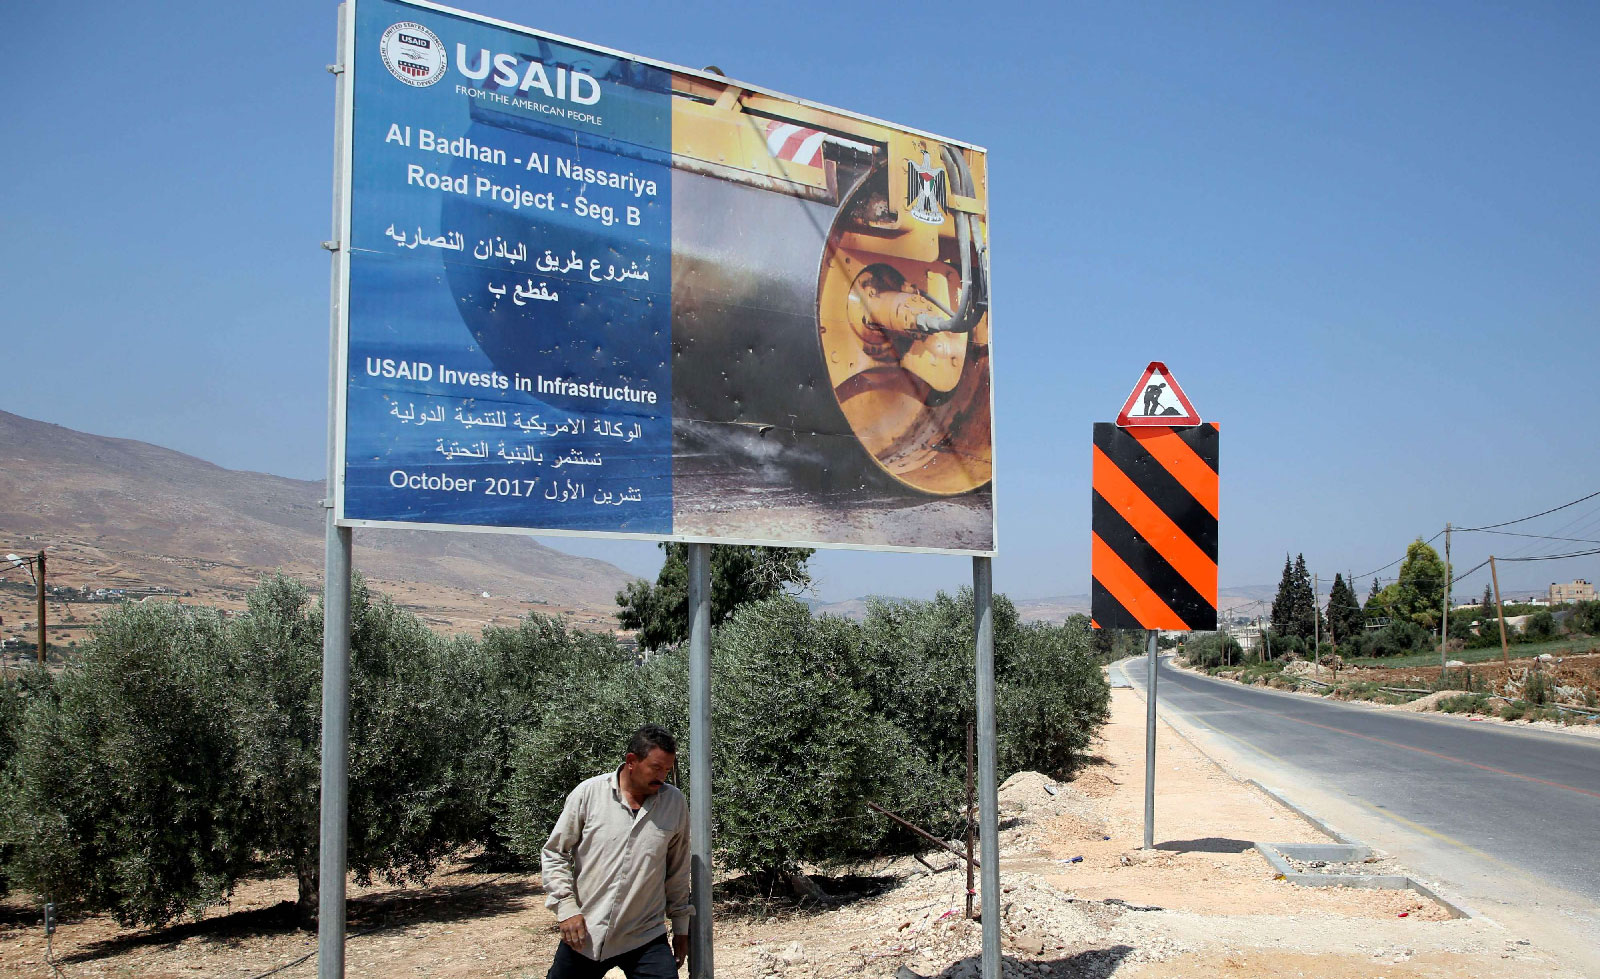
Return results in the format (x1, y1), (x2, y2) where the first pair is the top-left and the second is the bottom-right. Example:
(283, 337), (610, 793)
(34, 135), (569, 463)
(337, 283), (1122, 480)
(380, 22), (446, 87)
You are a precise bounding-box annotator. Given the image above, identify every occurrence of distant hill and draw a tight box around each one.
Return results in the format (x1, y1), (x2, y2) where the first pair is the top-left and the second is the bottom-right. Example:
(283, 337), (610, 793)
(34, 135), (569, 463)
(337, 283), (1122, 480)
(0, 410), (639, 632)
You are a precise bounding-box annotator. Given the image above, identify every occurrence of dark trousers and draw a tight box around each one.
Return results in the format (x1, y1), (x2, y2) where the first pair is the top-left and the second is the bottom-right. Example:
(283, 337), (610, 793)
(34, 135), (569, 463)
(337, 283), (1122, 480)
(548, 935), (677, 979)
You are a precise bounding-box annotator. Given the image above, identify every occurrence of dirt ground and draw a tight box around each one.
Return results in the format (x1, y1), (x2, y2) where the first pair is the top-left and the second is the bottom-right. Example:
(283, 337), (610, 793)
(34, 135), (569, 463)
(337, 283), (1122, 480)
(1341, 652), (1600, 700)
(1199, 653), (1600, 737)
(0, 686), (1577, 978)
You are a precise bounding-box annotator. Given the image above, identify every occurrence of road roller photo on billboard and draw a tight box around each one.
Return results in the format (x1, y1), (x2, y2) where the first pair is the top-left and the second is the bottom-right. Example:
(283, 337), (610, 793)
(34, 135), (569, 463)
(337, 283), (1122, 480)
(334, 0), (994, 554)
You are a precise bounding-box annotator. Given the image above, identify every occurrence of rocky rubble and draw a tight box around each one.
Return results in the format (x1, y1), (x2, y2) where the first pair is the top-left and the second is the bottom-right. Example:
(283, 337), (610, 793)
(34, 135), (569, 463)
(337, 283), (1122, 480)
(720, 772), (1187, 978)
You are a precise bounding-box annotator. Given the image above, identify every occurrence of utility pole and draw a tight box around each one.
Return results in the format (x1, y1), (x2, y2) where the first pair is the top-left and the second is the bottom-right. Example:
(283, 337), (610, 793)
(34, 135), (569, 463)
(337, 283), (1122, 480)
(1313, 572), (1320, 676)
(1439, 523), (1451, 678)
(35, 551), (46, 666)
(1490, 556), (1510, 671)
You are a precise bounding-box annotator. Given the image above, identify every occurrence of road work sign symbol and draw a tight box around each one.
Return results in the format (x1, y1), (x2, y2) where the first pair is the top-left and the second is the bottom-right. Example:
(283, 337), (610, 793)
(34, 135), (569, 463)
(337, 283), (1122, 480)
(1116, 361), (1200, 427)
(1091, 421), (1218, 631)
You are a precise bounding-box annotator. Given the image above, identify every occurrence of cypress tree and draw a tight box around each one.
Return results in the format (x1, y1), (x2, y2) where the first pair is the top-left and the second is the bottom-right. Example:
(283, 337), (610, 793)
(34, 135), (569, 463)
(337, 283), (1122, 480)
(1327, 573), (1363, 644)
(1290, 554), (1317, 640)
(1269, 555), (1296, 637)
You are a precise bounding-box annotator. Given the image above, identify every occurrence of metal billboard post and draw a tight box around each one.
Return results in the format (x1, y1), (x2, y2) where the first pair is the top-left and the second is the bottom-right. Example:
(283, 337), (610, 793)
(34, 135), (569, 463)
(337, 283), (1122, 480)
(319, 7), (352, 978)
(687, 543), (714, 979)
(317, 517), (352, 979)
(973, 557), (1000, 979)
(1143, 629), (1158, 850)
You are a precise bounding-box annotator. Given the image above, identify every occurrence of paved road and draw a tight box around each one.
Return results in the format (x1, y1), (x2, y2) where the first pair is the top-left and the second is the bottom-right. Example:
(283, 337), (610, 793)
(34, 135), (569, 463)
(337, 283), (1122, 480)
(1117, 655), (1600, 963)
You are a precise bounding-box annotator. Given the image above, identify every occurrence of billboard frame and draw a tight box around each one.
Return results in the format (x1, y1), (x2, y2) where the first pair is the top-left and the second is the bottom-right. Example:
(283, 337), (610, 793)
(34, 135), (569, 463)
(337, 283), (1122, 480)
(329, 0), (997, 558)
(321, 6), (1003, 979)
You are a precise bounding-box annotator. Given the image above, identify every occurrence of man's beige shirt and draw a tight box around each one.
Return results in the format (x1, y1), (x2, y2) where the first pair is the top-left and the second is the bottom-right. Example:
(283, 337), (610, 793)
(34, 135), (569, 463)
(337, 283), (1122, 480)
(541, 767), (691, 960)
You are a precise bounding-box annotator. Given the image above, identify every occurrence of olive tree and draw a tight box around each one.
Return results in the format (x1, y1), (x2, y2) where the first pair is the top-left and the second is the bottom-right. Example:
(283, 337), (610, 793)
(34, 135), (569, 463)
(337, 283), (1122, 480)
(1, 602), (250, 926)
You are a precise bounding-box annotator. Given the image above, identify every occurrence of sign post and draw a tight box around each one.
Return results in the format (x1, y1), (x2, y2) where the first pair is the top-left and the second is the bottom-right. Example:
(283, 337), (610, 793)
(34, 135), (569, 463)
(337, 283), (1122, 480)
(1092, 362), (1217, 852)
(319, 10), (354, 979)
(1143, 629), (1158, 850)
(686, 544), (713, 979)
(973, 557), (1000, 977)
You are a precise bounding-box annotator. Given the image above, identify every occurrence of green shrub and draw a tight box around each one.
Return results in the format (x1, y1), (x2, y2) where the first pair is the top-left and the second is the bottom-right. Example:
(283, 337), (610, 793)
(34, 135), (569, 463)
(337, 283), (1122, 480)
(1499, 701), (1526, 721)
(1522, 670), (1553, 706)
(438, 614), (630, 862)
(0, 666), (54, 898)
(498, 635), (675, 863)
(1523, 610), (1557, 642)
(500, 591), (1111, 883)
(857, 592), (1107, 839)
(1438, 693), (1489, 714)
(707, 601), (903, 876)
(1, 576), (498, 925)
(1350, 619), (1432, 658)
(1569, 600), (1600, 636)
(996, 619), (1111, 782)
(5, 575), (1113, 919)
(0, 602), (248, 926)
(1263, 631), (1303, 659)
(1185, 632), (1244, 668)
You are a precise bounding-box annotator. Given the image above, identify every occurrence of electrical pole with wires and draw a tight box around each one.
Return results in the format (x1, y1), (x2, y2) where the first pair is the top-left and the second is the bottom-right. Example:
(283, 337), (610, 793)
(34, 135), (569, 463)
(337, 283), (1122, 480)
(35, 551), (46, 665)
(7, 551), (46, 665)
(1490, 556), (1511, 671)
(1440, 524), (1451, 679)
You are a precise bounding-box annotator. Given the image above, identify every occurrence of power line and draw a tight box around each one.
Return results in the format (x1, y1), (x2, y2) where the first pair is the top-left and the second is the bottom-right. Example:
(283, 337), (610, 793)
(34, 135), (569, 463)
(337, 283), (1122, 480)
(1349, 530), (1443, 581)
(1457, 488), (1600, 532)
(1494, 546), (1600, 563)
(1464, 529), (1600, 545)
(1450, 557), (1491, 586)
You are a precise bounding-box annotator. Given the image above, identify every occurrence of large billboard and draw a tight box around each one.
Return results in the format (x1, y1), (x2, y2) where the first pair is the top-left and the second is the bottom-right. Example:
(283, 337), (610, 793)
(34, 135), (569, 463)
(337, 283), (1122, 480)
(333, 0), (994, 553)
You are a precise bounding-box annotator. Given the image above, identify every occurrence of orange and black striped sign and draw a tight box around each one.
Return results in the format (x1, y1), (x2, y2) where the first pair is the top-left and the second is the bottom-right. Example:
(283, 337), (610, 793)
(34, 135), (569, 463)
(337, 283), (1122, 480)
(1091, 422), (1219, 631)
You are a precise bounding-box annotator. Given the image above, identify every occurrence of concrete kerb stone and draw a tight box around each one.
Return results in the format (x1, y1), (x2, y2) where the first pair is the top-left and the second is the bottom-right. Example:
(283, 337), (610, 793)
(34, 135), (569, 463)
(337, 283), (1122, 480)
(1109, 657), (1483, 920)
(1251, 841), (1477, 918)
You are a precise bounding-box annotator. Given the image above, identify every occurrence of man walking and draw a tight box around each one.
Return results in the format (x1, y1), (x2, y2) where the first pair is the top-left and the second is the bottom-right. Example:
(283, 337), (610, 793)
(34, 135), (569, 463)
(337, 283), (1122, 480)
(542, 724), (692, 978)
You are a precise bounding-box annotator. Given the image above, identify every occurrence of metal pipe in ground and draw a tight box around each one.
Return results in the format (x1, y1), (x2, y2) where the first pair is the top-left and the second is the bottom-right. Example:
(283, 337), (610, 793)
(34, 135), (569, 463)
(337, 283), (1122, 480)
(864, 801), (979, 869)
(1144, 629), (1158, 850)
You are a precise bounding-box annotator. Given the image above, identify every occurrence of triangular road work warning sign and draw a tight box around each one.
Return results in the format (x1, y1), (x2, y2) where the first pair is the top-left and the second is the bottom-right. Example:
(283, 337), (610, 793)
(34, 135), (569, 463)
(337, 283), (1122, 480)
(1116, 361), (1201, 427)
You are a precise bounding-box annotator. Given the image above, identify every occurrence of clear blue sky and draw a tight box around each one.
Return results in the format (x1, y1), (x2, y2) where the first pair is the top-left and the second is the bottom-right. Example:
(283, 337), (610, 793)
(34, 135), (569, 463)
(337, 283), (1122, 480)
(5, 1), (1597, 604)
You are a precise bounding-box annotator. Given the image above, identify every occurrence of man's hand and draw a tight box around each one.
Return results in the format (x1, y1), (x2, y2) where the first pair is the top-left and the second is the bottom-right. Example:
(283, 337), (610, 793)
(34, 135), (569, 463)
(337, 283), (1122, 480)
(558, 913), (589, 951)
(673, 934), (689, 968)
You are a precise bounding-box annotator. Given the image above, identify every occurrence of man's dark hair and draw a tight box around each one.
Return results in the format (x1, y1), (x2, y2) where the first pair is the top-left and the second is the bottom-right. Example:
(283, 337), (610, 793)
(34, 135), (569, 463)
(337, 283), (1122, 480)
(627, 723), (677, 759)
